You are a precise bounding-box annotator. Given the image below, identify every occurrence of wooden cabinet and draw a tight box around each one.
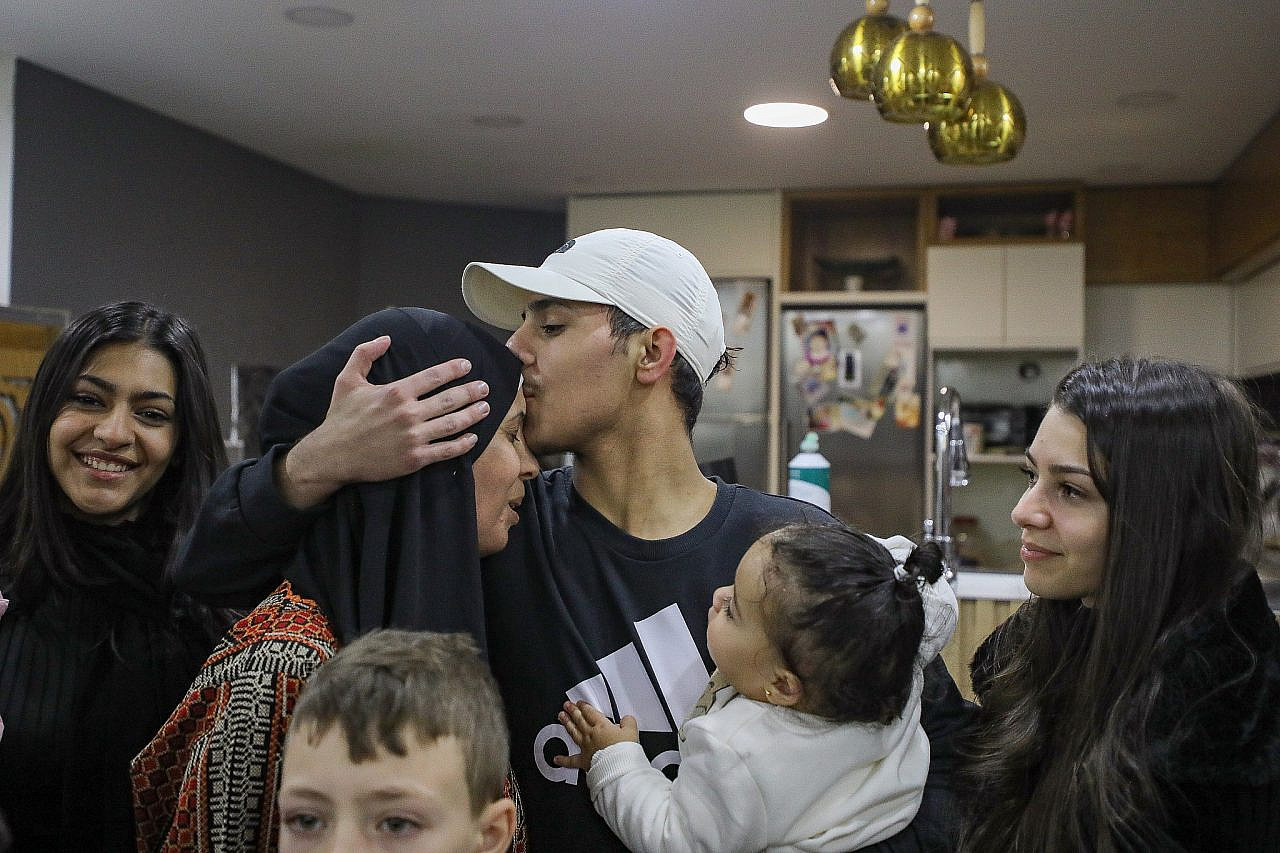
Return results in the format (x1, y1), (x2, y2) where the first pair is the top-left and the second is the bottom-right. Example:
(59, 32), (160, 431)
(783, 191), (928, 292)
(940, 593), (1027, 700)
(933, 185), (1081, 242)
(1084, 186), (1212, 283)
(1, 305), (68, 476)
(1212, 110), (1280, 280)
(928, 243), (1084, 350)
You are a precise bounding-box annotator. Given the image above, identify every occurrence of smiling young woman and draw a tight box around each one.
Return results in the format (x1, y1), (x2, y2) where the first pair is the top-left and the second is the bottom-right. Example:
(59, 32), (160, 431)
(960, 358), (1280, 852)
(0, 302), (229, 850)
(45, 340), (181, 524)
(1010, 407), (1110, 606)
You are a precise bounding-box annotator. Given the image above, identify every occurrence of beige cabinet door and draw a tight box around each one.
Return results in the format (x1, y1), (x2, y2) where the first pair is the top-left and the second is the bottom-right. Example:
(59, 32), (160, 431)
(1004, 244), (1085, 350)
(927, 245), (1005, 348)
(1235, 273), (1280, 375)
(567, 192), (783, 280)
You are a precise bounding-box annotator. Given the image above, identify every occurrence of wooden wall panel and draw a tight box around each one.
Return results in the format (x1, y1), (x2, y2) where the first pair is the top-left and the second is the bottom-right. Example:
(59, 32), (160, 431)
(1084, 186), (1212, 283)
(1212, 109), (1280, 279)
(0, 316), (62, 476)
(939, 596), (1026, 701)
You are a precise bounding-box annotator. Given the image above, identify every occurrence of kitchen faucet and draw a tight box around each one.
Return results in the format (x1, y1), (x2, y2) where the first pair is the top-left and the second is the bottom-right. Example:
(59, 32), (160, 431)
(923, 385), (968, 583)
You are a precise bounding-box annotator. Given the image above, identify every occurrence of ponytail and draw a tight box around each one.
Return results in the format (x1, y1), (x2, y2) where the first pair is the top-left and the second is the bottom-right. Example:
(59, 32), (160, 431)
(892, 541), (945, 587)
(762, 525), (956, 724)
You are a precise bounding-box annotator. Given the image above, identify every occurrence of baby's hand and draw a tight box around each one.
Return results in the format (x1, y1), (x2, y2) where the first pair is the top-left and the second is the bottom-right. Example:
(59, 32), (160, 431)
(553, 700), (639, 770)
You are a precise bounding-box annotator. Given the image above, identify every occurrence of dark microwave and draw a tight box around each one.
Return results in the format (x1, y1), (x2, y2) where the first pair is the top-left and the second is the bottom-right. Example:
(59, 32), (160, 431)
(961, 404), (1046, 451)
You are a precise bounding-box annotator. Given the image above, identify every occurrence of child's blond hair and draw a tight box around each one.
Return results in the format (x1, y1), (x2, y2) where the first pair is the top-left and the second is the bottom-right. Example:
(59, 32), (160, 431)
(290, 629), (507, 813)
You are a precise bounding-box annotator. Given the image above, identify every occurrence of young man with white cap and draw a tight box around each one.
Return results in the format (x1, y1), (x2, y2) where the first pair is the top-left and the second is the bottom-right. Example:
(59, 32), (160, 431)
(174, 229), (968, 851)
(461, 229), (731, 528)
(460, 229), (967, 851)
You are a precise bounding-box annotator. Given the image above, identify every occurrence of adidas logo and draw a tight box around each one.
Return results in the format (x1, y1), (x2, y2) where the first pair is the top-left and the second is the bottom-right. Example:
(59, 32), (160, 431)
(533, 603), (709, 784)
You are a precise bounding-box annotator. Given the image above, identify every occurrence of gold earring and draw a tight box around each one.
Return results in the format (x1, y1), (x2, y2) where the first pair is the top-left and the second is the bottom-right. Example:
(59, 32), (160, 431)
(764, 688), (772, 698)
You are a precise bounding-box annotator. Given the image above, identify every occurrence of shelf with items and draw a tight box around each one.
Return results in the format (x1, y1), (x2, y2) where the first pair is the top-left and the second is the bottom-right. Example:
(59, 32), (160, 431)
(929, 451), (1025, 466)
(782, 184), (1086, 296)
(783, 190), (928, 293)
(948, 463), (1027, 571)
(778, 290), (926, 308)
(928, 183), (1085, 244)
(934, 350), (1074, 460)
(967, 452), (1026, 465)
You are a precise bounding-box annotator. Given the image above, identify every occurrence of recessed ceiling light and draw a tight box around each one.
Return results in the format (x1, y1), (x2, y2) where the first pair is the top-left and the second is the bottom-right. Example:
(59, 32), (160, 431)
(1115, 90), (1176, 110)
(284, 6), (354, 27)
(744, 102), (828, 128)
(470, 114), (526, 129)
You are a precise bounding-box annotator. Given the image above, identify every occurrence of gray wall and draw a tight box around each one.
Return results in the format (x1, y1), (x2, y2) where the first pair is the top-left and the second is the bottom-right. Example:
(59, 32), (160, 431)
(10, 61), (564, 431)
(10, 60), (358, 427)
(356, 197), (565, 330)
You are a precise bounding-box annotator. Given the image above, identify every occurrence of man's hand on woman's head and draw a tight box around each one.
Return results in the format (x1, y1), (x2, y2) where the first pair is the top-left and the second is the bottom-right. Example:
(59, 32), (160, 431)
(275, 336), (491, 509)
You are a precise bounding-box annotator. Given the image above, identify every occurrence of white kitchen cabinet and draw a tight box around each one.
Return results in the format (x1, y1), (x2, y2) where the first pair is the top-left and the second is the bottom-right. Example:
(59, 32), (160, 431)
(928, 243), (1084, 350)
(1234, 262), (1280, 375)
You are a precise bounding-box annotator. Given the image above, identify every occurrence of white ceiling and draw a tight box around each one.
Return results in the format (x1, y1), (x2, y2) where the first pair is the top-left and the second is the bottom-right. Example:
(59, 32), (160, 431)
(4, 1), (1279, 211)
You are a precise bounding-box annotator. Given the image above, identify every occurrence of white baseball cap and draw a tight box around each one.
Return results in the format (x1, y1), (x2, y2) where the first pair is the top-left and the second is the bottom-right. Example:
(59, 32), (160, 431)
(461, 228), (726, 383)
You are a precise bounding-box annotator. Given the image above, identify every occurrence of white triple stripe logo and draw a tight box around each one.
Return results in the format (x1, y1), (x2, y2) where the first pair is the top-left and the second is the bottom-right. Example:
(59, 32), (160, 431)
(534, 603), (710, 784)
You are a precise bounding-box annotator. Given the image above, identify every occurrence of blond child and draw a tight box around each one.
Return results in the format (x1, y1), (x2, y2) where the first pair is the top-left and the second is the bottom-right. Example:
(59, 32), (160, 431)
(556, 523), (958, 852)
(278, 630), (517, 853)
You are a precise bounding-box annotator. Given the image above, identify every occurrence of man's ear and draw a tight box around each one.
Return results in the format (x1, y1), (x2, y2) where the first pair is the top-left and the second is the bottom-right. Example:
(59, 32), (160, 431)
(634, 326), (678, 386)
(475, 797), (516, 853)
(766, 668), (805, 708)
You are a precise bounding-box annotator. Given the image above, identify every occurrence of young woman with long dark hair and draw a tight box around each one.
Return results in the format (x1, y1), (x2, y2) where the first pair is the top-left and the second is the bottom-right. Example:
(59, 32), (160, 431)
(0, 301), (229, 850)
(960, 357), (1280, 851)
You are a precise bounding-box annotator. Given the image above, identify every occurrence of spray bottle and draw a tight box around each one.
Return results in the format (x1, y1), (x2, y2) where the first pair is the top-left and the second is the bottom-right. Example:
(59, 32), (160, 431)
(788, 431), (831, 511)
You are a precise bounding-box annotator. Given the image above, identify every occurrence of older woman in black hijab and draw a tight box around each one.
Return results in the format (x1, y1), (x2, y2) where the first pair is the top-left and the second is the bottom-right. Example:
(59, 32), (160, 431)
(132, 308), (537, 852)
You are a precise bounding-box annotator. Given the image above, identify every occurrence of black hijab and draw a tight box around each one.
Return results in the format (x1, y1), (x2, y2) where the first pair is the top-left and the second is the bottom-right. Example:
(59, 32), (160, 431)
(258, 307), (521, 647)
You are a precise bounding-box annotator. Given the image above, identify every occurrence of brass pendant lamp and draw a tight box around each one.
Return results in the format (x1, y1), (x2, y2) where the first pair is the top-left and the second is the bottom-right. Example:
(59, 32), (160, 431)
(873, 1), (974, 124)
(927, 1), (1026, 163)
(830, 0), (908, 100)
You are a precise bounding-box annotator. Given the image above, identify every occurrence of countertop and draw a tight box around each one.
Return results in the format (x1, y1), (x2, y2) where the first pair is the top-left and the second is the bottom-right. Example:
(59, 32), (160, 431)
(953, 570), (1029, 601)
(956, 555), (1280, 611)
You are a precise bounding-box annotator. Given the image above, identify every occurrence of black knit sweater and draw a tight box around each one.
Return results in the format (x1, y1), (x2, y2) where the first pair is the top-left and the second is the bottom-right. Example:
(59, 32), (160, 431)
(968, 570), (1280, 852)
(0, 515), (216, 851)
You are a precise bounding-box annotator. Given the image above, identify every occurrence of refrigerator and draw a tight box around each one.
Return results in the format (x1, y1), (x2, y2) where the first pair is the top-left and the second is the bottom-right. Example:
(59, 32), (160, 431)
(691, 278), (771, 491)
(778, 303), (926, 538)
